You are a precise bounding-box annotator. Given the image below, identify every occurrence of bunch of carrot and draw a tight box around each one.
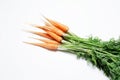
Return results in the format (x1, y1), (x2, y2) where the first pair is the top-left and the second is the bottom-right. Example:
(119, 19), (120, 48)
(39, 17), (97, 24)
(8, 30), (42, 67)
(25, 17), (120, 80)
(25, 17), (70, 50)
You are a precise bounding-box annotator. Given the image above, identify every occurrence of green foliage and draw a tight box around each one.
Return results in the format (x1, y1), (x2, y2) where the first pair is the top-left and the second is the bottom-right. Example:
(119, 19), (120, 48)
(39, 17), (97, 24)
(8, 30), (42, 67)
(60, 32), (120, 80)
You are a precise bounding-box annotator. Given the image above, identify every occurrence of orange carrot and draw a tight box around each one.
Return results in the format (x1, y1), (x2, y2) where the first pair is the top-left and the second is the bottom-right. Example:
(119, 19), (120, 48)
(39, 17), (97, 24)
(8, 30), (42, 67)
(27, 30), (52, 39)
(36, 26), (49, 31)
(46, 25), (64, 36)
(37, 38), (60, 44)
(30, 24), (49, 31)
(46, 31), (62, 42)
(24, 42), (59, 50)
(34, 24), (65, 36)
(45, 18), (69, 32)
(31, 24), (64, 36)
(30, 37), (60, 44)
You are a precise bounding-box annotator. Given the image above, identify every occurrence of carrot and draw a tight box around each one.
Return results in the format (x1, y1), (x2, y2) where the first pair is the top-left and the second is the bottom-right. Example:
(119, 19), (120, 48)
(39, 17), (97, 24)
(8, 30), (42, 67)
(30, 37), (60, 44)
(35, 24), (65, 36)
(37, 38), (60, 44)
(46, 31), (62, 42)
(27, 30), (52, 39)
(46, 25), (64, 36)
(30, 24), (49, 31)
(24, 42), (59, 50)
(31, 24), (64, 36)
(45, 18), (69, 32)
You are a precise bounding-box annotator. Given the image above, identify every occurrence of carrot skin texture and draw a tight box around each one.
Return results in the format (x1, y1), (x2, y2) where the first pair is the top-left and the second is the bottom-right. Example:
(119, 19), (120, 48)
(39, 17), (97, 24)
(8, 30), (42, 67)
(32, 38), (60, 44)
(28, 31), (52, 39)
(33, 24), (65, 36)
(46, 31), (62, 42)
(46, 25), (65, 36)
(45, 18), (69, 32)
(34, 25), (49, 31)
(24, 42), (59, 50)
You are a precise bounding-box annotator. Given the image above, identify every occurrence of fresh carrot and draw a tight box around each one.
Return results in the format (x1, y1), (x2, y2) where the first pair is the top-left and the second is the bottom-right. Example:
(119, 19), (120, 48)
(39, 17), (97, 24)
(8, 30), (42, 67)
(25, 17), (120, 80)
(24, 42), (59, 50)
(37, 38), (60, 44)
(30, 24), (49, 31)
(27, 30), (52, 39)
(35, 24), (65, 36)
(45, 18), (69, 32)
(46, 25), (64, 36)
(46, 31), (62, 42)
(32, 24), (64, 36)
(30, 37), (60, 44)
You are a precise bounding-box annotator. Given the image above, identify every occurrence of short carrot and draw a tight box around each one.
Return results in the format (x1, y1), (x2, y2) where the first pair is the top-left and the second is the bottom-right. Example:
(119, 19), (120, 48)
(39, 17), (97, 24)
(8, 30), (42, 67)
(24, 42), (59, 50)
(45, 18), (69, 32)
(46, 31), (62, 42)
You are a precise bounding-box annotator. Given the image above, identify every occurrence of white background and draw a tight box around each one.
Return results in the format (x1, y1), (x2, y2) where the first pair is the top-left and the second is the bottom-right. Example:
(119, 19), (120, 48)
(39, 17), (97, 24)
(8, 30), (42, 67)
(0, 0), (120, 80)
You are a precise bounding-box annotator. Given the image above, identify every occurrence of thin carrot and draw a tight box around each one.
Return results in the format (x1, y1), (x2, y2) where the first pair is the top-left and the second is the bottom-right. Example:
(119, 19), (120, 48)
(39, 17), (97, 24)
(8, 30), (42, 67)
(30, 37), (60, 44)
(45, 18), (69, 32)
(37, 38), (60, 44)
(30, 24), (49, 31)
(46, 25), (64, 36)
(24, 42), (59, 50)
(31, 24), (64, 36)
(46, 31), (62, 42)
(27, 30), (52, 39)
